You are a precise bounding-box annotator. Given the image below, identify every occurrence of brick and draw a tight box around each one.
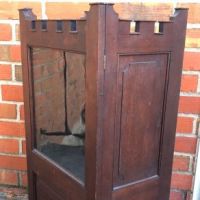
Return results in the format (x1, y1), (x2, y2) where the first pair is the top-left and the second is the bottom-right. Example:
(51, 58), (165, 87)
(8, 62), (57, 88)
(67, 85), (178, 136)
(186, 38), (200, 48)
(31, 47), (64, 67)
(46, 2), (173, 21)
(0, 103), (17, 119)
(178, 97), (200, 114)
(0, 2), (41, 19)
(171, 173), (193, 190)
(176, 117), (193, 133)
(15, 65), (23, 81)
(177, 3), (200, 23)
(114, 2), (173, 21)
(183, 52), (200, 71)
(21, 172), (28, 187)
(0, 45), (21, 62)
(180, 75), (198, 92)
(0, 139), (19, 154)
(0, 155), (27, 170)
(0, 122), (25, 137)
(22, 140), (26, 155)
(185, 29), (200, 48)
(0, 187), (28, 198)
(10, 45), (21, 62)
(46, 3), (89, 19)
(15, 24), (20, 41)
(0, 170), (18, 186)
(175, 136), (197, 154)
(0, 64), (12, 80)
(1, 85), (24, 102)
(173, 155), (190, 171)
(20, 105), (24, 120)
(0, 45), (10, 61)
(170, 190), (183, 200)
(0, 24), (12, 41)
(186, 29), (200, 38)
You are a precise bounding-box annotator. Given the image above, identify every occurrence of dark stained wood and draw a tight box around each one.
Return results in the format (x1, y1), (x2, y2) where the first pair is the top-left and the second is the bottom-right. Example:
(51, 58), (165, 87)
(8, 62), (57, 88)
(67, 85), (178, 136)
(23, 19), (86, 52)
(19, 8), (87, 200)
(158, 8), (188, 200)
(31, 150), (86, 200)
(19, 9), (37, 200)
(95, 5), (118, 200)
(114, 54), (169, 187)
(118, 20), (174, 53)
(19, 4), (187, 200)
(113, 176), (159, 200)
(85, 4), (106, 200)
(36, 178), (63, 200)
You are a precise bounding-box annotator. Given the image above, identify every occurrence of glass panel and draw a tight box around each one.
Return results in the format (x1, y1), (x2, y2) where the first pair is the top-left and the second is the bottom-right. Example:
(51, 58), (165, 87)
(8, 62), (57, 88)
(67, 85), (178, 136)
(31, 47), (85, 182)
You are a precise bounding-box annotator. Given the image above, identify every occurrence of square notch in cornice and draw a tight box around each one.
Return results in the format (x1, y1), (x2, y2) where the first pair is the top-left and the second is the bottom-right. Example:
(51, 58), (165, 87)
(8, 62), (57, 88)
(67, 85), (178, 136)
(154, 22), (164, 34)
(130, 21), (140, 34)
(70, 20), (77, 33)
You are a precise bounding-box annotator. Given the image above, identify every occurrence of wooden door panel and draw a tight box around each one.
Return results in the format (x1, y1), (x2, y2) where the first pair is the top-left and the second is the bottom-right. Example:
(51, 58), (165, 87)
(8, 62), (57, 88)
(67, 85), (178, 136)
(36, 178), (64, 200)
(114, 54), (169, 187)
(31, 150), (86, 200)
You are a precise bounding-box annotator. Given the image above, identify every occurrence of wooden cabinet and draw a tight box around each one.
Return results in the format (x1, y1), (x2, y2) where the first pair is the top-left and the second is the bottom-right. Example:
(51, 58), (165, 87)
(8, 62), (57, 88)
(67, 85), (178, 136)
(19, 3), (187, 200)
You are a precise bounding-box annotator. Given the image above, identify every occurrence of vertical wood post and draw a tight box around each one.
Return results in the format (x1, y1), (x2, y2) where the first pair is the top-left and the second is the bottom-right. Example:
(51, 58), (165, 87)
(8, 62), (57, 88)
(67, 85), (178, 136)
(85, 4), (106, 200)
(19, 9), (36, 200)
(96, 4), (119, 200)
(158, 8), (188, 199)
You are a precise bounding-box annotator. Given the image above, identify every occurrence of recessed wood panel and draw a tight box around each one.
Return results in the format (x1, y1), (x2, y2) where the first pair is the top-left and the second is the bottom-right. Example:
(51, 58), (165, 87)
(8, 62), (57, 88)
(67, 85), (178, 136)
(114, 54), (169, 187)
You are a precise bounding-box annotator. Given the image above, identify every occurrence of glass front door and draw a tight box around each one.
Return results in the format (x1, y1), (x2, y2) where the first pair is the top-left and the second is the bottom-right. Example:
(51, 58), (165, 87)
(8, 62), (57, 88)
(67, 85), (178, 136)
(31, 47), (86, 183)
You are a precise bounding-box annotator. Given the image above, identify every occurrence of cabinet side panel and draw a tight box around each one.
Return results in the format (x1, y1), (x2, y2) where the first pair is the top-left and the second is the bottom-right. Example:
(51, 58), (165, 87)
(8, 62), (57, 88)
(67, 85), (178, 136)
(114, 54), (169, 187)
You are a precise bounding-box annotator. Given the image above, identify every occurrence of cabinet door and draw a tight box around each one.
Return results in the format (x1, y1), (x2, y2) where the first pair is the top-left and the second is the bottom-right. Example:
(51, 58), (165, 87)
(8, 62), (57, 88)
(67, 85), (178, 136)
(113, 53), (170, 200)
(29, 47), (86, 200)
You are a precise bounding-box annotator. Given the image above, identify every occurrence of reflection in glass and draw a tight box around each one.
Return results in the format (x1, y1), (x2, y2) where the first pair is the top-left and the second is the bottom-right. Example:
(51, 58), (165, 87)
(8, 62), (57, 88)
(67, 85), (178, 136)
(32, 48), (85, 182)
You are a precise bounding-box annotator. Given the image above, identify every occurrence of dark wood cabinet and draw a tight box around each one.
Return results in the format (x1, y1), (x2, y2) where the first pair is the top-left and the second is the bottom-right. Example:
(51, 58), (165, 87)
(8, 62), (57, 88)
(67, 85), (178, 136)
(19, 3), (187, 200)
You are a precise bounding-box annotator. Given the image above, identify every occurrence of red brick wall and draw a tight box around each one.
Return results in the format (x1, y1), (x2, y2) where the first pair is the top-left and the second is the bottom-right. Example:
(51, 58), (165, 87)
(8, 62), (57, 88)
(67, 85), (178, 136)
(0, 2), (199, 200)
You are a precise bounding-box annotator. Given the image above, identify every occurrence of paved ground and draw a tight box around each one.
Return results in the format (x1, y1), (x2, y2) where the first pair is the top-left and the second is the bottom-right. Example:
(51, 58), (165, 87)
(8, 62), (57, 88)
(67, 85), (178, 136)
(0, 187), (28, 200)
